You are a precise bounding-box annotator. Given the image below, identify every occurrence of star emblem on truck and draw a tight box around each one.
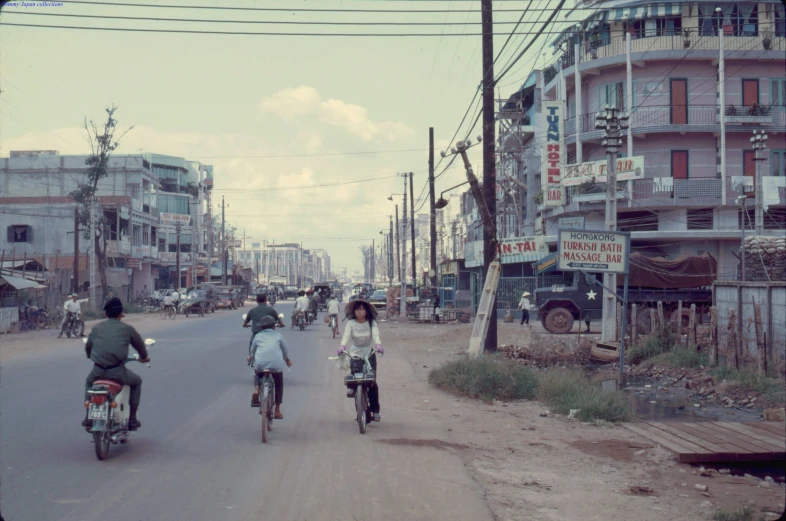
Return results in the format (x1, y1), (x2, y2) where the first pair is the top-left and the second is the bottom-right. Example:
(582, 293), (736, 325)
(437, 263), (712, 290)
(586, 289), (597, 300)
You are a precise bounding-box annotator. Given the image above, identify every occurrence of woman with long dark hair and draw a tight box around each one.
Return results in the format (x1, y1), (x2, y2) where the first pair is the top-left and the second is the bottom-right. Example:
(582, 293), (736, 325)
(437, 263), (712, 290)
(338, 299), (384, 421)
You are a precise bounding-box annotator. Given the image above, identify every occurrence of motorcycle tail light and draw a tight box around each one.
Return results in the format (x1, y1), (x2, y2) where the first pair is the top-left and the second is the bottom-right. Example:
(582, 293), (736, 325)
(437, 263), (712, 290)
(90, 395), (106, 405)
(110, 401), (118, 408)
(84, 401), (90, 408)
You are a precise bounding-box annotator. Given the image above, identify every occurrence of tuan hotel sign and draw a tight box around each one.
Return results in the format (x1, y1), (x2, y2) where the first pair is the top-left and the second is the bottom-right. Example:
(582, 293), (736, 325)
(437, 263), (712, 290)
(540, 101), (565, 207)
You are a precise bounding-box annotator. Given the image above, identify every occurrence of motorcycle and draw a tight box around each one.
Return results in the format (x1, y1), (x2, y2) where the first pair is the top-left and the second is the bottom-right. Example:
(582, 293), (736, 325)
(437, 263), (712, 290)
(269, 293), (277, 306)
(83, 338), (156, 460)
(296, 310), (307, 331)
(65, 312), (85, 338)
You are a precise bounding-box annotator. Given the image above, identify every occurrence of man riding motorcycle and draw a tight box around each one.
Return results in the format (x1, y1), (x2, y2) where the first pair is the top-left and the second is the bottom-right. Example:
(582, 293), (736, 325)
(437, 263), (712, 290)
(292, 290), (310, 328)
(243, 293), (285, 349)
(308, 290), (320, 323)
(58, 293), (89, 338)
(82, 297), (150, 431)
(247, 315), (292, 419)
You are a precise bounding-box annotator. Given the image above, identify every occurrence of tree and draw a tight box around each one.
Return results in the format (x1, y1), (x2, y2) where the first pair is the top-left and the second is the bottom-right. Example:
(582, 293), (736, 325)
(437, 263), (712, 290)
(70, 105), (134, 304)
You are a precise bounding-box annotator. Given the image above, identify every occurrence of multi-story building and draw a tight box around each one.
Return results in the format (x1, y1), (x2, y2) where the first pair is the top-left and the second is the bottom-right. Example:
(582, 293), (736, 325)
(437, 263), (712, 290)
(236, 242), (332, 287)
(0, 150), (213, 300)
(500, 0), (786, 278)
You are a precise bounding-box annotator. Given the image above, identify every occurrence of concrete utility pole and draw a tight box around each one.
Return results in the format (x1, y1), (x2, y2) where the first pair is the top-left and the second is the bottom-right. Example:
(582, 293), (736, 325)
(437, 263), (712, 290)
(595, 106), (629, 343)
(175, 222), (181, 289)
(89, 201), (96, 307)
(389, 215), (394, 287)
(73, 207), (80, 293)
(751, 129), (768, 236)
(221, 196), (227, 285)
(400, 175), (408, 285)
(395, 206), (400, 283)
(409, 172), (416, 290)
(481, 0), (497, 352)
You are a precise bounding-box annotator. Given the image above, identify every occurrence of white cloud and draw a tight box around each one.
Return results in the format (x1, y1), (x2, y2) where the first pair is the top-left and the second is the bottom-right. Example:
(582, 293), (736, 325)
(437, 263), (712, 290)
(259, 86), (414, 143)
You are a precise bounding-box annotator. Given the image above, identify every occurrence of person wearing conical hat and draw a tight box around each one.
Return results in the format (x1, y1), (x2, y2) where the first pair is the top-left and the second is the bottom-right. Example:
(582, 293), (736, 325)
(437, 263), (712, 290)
(518, 291), (531, 326)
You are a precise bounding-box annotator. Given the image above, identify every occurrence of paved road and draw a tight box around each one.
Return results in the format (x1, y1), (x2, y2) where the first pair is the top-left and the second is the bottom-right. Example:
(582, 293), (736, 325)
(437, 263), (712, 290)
(0, 302), (492, 521)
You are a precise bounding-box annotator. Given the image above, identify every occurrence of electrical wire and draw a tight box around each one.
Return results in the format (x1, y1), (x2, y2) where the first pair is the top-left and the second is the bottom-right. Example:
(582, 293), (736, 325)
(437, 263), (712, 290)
(0, 22), (590, 36)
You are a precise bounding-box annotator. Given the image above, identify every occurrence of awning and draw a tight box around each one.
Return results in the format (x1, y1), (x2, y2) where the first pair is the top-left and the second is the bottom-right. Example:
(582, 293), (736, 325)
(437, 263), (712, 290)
(0, 274), (47, 290)
(606, 3), (681, 21)
(535, 252), (559, 275)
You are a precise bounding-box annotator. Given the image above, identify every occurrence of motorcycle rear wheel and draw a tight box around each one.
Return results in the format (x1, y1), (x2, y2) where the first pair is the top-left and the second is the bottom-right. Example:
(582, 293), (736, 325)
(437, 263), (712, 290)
(93, 431), (110, 460)
(73, 321), (84, 337)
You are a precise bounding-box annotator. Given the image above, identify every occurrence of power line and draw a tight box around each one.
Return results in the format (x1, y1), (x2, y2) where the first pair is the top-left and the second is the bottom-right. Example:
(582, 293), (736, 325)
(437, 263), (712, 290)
(39, 1), (612, 14)
(211, 174), (398, 192)
(0, 22), (578, 36)
(3, 10), (601, 26)
(185, 148), (429, 159)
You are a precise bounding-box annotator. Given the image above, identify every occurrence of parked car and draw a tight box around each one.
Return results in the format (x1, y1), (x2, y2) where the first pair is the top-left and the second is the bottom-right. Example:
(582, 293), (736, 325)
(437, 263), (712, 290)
(368, 290), (388, 310)
(187, 289), (217, 313)
(283, 285), (299, 300)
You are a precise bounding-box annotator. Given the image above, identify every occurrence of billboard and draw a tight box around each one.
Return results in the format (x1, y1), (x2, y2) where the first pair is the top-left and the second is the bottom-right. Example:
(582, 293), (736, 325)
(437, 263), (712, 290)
(541, 100), (565, 207)
(557, 230), (630, 274)
(562, 156), (645, 186)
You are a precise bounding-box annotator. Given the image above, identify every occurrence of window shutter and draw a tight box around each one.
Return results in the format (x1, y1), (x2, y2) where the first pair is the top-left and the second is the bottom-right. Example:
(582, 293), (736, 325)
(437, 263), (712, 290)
(7, 226), (13, 243)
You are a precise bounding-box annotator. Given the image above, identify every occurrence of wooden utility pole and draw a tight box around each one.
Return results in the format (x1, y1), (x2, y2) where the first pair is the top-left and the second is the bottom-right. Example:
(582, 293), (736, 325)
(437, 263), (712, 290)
(389, 215), (394, 287)
(175, 222), (181, 290)
(395, 205), (401, 283)
(73, 207), (80, 294)
(221, 196), (227, 285)
(428, 128), (437, 286)
(481, 0), (497, 352)
(753, 298), (767, 376)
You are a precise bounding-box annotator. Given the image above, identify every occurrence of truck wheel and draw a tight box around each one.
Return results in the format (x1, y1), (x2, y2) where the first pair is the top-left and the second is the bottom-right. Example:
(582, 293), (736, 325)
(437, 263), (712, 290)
(545, 308), (574, 334)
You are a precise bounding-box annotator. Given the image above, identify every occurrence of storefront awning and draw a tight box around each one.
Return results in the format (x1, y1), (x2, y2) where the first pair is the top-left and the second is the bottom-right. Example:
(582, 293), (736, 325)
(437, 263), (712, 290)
(0, 274), (46, 290)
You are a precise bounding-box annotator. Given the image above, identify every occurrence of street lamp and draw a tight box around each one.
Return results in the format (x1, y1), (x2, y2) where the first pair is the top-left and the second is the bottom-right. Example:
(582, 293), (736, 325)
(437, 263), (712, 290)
(434, 180), (470, 209)
(750, 129), (768, 236)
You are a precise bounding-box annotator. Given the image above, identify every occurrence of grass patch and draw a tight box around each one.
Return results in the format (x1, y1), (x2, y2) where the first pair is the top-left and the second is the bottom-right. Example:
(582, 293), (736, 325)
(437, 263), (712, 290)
(627, 335), (670, 365)
(664, 344), (709, 368)
(428, 355), (538, 402)
(711, 504), (758, 521)
(712, 366), (786, 403)
(536, 368), (631, 423)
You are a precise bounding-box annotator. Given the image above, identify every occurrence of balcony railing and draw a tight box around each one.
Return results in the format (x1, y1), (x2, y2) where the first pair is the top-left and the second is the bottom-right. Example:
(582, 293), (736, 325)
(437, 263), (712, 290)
(544, 32), (786, 87)
(572, 105), (785, 133)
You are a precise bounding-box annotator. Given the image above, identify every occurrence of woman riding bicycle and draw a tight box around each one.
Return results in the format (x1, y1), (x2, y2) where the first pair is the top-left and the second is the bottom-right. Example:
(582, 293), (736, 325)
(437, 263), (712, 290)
(338, 299), (384, 422)
(248, 315), (292, 419)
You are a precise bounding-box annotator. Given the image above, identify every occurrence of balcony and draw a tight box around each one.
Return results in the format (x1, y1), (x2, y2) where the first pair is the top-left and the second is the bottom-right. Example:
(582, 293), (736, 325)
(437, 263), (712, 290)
(544, 32), (786, 93)
(630, 178), (724, 207)
(106, 237), (131, 256)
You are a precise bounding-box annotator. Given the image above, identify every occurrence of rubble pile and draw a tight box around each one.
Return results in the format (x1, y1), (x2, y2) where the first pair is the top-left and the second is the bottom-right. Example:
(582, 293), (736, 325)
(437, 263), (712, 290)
(744, 235), (786, 281)
(500, 339), (592, 368)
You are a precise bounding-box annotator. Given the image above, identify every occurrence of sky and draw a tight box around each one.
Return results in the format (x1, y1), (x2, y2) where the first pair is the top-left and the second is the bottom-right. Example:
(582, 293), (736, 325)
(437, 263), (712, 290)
(0, 0), (573, 274)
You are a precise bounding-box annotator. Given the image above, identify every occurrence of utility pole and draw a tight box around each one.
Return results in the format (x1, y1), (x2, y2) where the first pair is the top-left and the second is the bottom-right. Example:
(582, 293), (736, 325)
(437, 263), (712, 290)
(595, 106), (629, 342)
(451, 220), (458, 260)
(221, 196), (227, 285)
(409, 172), (416, 290)
(751, 129), (768, 236)
(429, 128), (437, 286)
(401, 175), (408, 285)
(395, 205), (401, 283)
(371, 238), (375, 283)
(89, 201), (96, 307)
(389, 215), (394, 287)
(175, 222), (181, 290)
(481, 0), (497, 352)
(73, 207), (80, 293)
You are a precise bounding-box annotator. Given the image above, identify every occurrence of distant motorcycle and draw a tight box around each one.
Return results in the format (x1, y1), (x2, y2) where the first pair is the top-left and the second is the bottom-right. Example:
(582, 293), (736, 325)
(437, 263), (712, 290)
(83, 338), (155, 460)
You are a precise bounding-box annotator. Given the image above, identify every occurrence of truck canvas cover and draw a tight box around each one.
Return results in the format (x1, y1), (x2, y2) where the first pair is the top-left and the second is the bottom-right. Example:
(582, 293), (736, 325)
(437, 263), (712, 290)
(620, 252), (717, 289)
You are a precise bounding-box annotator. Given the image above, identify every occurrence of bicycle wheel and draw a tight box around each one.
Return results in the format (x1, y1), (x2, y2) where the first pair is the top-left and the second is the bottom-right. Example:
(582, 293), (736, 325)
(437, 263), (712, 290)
(356, 387), (367, 434)
(260, 382), (269, 443)
(267, 385), (274, 432)
(159, 308), (167, 320)
(168, 307), (176, 320)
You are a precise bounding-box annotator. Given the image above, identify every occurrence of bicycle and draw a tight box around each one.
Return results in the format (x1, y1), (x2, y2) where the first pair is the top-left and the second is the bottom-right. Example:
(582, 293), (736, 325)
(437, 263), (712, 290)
(256, 369), (275, 443)
(344, 348), (378, 435)
(159, 305), (175, 320)
(329, 314), (339, 339)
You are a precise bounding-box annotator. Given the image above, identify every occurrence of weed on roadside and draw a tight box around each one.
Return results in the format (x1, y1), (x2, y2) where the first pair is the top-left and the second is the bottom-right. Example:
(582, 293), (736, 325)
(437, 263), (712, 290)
(711, 504), (759, 521)
(627, 327), (680, 365)
(712, 366), (786, 403)
(428, 356), (538, 402)
(663, 345), (708, 368)
(536, 368), (631, 423)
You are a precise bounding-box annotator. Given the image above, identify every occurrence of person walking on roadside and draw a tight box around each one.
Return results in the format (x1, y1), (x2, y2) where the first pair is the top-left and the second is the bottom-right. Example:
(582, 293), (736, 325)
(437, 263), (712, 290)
(518, 291), (531, 326)
(433, 292), (441, 324)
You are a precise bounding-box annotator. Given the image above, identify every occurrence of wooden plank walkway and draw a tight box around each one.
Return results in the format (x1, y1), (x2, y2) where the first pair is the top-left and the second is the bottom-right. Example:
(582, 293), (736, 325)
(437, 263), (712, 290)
(625, 421), (786, 463)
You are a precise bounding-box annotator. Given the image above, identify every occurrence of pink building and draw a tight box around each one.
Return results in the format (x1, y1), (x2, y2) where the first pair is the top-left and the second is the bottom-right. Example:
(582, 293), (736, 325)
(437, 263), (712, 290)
(502, 0), (785, 278)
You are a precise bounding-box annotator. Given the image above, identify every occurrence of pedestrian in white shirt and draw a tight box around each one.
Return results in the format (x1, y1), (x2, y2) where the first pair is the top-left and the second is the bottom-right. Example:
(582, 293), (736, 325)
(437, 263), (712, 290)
(338, 299), (384, 422)
(518, 291), (531, 326)
(58, 293), (89, 338)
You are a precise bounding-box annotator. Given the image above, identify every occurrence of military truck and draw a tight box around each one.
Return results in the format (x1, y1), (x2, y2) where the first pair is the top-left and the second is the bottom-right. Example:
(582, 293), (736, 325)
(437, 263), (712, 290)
(534, 253), (716, 334)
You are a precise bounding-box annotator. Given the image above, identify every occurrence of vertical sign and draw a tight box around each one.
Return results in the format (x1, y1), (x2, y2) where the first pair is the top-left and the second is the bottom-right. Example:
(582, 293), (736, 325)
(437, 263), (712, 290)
(541, 100), (565, 206)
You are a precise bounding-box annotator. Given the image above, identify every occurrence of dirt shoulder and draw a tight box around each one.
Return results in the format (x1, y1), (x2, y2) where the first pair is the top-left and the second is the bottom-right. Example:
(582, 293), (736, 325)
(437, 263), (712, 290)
(381, 319), (785, 521)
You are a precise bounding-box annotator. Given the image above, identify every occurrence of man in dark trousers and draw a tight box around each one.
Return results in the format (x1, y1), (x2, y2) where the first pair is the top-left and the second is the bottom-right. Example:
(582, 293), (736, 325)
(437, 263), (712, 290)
(433, 292), (441, 323)
(82, 297), (150, 431)
(243, 293), (285, 350)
